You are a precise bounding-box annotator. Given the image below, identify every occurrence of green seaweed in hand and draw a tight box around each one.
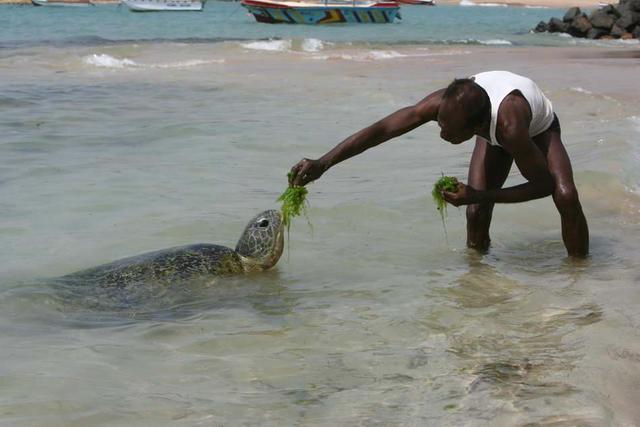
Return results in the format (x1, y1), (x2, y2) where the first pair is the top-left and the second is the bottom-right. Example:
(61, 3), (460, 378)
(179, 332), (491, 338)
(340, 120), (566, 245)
(432, 174), (459, 240)
(277, 172), (311, 252)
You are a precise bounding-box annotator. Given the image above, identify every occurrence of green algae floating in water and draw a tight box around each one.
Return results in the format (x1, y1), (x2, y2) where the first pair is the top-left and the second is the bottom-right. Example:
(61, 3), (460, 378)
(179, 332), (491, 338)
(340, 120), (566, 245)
(431, 175), (459, 240)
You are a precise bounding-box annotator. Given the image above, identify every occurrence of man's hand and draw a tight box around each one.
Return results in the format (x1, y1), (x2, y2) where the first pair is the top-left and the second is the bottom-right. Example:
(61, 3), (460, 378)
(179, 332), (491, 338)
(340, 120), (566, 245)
(442, 181), (479, 207)
(289, 158), (327, 186)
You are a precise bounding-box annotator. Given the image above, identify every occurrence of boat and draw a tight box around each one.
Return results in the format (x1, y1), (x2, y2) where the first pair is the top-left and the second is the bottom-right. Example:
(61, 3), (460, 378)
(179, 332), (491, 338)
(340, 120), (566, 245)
(396, 0), (433, 4)
(241, 0), (401, 24)
(121, 0), (205, 11)
(32, 0), (95, 6)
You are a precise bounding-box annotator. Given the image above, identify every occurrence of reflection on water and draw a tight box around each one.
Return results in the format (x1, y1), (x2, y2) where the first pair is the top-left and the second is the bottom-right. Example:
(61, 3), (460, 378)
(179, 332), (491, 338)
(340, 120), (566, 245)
(0, 270), (296, 329)
(426, 256), (606, 423)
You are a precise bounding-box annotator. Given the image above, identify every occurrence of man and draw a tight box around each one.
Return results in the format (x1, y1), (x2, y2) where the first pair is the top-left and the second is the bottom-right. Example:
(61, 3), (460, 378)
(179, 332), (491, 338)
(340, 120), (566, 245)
(289, 71), (589, 257)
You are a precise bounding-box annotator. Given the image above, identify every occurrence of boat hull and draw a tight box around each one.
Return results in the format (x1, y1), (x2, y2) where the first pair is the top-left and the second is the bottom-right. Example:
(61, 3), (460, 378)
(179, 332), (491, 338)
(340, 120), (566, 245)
(241, 0), (400, 24)
(121, 0), (204, 11)
(396, 0), (433, 4)
(32, 0), (94, 6)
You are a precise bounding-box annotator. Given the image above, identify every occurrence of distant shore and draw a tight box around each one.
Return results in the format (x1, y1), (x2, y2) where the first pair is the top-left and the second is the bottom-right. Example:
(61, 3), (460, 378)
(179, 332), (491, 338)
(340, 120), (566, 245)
(0, 0), (604, 7)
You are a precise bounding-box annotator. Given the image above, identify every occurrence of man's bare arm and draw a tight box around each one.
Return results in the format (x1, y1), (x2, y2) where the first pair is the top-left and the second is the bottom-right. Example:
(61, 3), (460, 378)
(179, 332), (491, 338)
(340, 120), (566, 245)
(443, 93), (554, 206)
(290, 89), (444, 186)
(477, 94), (554, 203)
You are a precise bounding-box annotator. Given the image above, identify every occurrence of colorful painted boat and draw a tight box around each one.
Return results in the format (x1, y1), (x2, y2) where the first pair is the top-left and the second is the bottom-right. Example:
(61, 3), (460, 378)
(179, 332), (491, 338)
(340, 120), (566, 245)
(241, 0), (401, 24)
(396, 0), (433, 5)
(121, 0), (205, 11)
(32, 0), (94, 6)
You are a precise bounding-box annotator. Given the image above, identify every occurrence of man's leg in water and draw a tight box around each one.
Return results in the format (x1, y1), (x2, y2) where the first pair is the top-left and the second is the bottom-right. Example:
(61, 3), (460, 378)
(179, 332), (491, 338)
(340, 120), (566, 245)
(533, 119), (589, 257)
(466, 136), (513, 252)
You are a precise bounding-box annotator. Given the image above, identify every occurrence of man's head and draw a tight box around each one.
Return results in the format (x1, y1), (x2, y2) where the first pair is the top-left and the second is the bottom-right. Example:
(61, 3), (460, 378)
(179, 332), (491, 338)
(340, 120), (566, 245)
(437, 78), (490, 144)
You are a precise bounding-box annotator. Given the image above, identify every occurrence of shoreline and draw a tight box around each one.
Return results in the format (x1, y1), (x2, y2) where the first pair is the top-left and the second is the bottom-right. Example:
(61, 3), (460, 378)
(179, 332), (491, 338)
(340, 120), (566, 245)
(0, 0), (604, 7)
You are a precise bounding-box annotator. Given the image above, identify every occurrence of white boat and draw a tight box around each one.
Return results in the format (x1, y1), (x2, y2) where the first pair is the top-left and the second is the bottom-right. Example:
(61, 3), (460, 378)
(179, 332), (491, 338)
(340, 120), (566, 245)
(121, 0), (205, 11)
(32, 0), (95, 6)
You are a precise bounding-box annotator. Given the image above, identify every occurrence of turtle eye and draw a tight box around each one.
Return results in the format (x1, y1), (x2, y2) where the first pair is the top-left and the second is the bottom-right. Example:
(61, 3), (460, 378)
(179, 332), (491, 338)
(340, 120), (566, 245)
(258, 218), (269, 228)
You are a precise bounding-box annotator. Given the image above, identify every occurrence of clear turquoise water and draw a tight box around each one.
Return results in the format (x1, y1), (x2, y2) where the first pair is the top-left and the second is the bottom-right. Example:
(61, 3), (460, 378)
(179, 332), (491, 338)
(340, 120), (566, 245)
(1, 3), (640, 426)
(2, 2), (589, 47)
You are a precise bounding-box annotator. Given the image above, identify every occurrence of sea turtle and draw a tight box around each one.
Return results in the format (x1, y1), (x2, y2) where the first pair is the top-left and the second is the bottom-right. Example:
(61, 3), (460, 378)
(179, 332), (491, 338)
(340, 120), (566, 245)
(60, 210), (284, 288)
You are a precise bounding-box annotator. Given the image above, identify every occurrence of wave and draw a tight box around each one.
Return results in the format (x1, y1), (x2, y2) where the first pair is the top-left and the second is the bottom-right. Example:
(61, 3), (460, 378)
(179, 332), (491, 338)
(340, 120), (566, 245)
(479, 39), (513, 45)
(460, 0), (508, 6)
(301, 38), (325, 53)
(311, 49), (472, 61)
(82, 54), (224, 69)
(570, 87), (593, 95)
(240, 39), (292, 52)
(0, 36), (248, 50)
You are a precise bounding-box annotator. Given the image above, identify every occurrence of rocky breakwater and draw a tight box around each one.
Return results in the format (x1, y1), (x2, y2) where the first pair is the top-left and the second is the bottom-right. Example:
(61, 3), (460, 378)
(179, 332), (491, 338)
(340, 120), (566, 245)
(533, 0), (640, 39)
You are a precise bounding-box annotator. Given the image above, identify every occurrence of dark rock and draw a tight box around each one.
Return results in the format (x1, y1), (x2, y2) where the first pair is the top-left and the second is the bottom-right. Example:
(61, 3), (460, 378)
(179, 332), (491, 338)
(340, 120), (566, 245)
(610, 23), (626, 37)
(564, 7), (582, 21)
(629, 0), (640, 12)
(615, 9), (640, 29)
(590, 9), (617, 29)
(548, 17), (570, 33)
(617, 2), (631, 14)
(600, 4), (621, 17)
(586, 27), (609, 38)
(633, 25), (640, 37)
(534, 20), (548, 32)
(569, 14), (593, 35)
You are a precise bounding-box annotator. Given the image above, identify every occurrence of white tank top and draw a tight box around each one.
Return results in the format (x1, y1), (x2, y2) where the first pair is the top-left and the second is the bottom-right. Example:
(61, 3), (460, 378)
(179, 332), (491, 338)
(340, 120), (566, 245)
(471, 71), (555, 147)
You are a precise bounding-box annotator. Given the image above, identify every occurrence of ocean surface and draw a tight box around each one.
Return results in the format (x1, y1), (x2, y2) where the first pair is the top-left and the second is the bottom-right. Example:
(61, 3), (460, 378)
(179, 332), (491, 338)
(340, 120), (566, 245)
(1, 3), (640, 426)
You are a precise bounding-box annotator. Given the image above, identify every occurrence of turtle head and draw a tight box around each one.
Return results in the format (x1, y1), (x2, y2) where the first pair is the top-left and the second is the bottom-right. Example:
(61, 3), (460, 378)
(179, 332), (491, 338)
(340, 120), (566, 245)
(235, 210), (284, 271)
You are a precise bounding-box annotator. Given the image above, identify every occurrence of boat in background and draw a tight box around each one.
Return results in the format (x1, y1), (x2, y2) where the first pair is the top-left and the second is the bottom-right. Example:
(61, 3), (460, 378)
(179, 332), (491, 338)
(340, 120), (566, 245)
(121, 0), (205, 11)
(241, 0), (401, 24)
(32, 0), (95, 6)
(396, 0), (433, 5)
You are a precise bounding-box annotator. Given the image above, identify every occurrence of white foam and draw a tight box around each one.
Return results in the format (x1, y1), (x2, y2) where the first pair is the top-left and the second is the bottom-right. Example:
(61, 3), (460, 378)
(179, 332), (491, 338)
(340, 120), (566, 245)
(241, 39), (292, 52)
(616, 38), (640, 45)
(479, 39), (512, 45)
(524, 4), (549, 8)
(311, 49), (472, 61)
(84, 54), (137, 68)
(460, 0), (507, 6)
(570, 86), (593, 95)
(150, 59), (225, 68)
(301, 38), (325, 53)
(83, 54), (224, 69)
(366, 50), (405, 60)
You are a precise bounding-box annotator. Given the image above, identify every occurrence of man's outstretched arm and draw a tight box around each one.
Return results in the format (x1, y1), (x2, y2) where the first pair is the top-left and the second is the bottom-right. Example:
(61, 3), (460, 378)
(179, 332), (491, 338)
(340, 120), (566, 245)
(289, 89), (443, 186)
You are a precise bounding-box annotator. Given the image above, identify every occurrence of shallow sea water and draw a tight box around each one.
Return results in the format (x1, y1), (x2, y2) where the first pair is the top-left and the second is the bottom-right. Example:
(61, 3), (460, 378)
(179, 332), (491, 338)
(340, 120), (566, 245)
(1, 5), (640, 426)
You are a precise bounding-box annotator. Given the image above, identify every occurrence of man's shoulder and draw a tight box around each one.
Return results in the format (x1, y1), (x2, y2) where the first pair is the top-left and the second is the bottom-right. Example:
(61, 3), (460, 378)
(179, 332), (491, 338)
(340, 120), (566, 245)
(414, 88), (445, 119)
(495, 92), (532, 143)
(497, 91), (532, 122)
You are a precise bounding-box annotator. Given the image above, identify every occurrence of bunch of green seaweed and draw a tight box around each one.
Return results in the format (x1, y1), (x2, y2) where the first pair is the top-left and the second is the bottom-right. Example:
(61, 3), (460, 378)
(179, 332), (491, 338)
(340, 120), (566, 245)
(277, 172), (311, 251)
(432, 175), (458, 239)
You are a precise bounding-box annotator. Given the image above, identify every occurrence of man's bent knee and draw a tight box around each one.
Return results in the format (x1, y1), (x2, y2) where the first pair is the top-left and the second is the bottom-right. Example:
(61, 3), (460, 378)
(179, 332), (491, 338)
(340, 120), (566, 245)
(466, 204), (493, 227)
(553, 184), (581, 215)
